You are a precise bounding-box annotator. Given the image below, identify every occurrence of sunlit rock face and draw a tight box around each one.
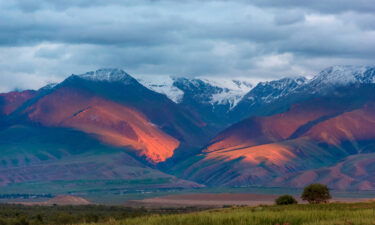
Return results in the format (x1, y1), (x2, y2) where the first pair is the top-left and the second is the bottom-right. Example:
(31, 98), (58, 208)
(23, 86), (180, 163)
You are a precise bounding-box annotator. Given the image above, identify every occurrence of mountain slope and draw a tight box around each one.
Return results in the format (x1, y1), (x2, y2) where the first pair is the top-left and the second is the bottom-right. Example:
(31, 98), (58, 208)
(137, 66), (375, 130)
(137, 76), (254, 129)
(0, 125), (201, 192)
(205, 96), (344, 153)
(231, 66), (375, 121)
(174, 84), (375, 190)
(137, 76), (253, 107)
(11, 69), (211, 163)
(2, 65), (375, 192)
(0, 90), (37, 116)
(231, 77), (307, 120)
(0, 68), (210, 192)
(22, 87), (180, 163)
(273, 153), (375, 190)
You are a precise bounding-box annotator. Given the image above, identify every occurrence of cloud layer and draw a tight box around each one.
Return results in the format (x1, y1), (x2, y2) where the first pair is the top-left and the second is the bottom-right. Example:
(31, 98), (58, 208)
(1, 0), (374, 92)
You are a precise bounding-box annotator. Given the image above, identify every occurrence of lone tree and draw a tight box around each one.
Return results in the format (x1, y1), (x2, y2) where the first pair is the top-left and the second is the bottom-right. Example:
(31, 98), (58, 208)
(275, 195), (298, 205)
(301, 183), (331, 204)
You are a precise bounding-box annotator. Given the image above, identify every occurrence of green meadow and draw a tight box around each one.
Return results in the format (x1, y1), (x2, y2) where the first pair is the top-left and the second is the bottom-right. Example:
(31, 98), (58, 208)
(79, 203), (375, 225)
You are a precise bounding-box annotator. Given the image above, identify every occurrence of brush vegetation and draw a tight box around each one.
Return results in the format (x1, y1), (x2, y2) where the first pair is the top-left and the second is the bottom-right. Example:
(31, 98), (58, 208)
(275, 195), (298, 205)
(0, 204), (200, 225)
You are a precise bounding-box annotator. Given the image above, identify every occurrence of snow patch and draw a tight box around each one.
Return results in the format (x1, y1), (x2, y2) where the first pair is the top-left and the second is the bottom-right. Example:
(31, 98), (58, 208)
(199, 77), (254, 109)
(136, 75), (184, 103)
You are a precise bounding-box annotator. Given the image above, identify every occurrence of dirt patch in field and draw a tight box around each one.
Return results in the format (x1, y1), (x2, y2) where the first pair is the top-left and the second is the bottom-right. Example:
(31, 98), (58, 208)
(12, 195), (92, 206)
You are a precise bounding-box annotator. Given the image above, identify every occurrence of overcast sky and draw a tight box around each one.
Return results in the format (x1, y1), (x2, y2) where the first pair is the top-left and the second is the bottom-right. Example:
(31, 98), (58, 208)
(1, 0), (375, 92)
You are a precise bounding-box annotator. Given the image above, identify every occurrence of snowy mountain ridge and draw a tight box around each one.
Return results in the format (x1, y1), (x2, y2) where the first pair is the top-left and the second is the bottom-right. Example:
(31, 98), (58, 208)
(136, 65), (375, 111)
(306, 65), (375, 93)
(238, 76), (308, 109)
(312, 65), (373, 84)
(198, 77), (254, 109)
(69, 66), (375, 112)
(136, 75), (255, 109)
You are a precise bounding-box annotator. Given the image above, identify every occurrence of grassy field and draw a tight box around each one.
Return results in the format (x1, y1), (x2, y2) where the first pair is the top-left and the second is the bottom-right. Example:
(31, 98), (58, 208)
(1, 202), (375, 224)
(78, 203), (375, 225)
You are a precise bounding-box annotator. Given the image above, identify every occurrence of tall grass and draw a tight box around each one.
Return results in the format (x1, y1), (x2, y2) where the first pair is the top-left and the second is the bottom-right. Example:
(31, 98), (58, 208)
(81, 203), (375, 225)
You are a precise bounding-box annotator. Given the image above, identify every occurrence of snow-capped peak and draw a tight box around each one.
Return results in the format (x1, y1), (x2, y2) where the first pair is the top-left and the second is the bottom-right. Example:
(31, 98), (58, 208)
(242, 76), (308, 104)
(310, 65), (374, 86)
(303, 65), (375, 94)
(77, 68), (136, 84)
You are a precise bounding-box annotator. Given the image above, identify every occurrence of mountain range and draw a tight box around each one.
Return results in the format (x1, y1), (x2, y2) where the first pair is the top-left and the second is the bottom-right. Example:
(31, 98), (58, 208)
(1, 65), (375, 193)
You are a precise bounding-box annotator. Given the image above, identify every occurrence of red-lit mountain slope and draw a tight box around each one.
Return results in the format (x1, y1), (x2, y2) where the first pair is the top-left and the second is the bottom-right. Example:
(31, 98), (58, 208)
(12, 69), (211, 163)
(174, 85), (375, 190)
(23, 87), (180, 163)
(0, 90), (36, 115)
(272, 153), (375, 190)
(205, 97), (345, 153)
(0, 125), (202, 191)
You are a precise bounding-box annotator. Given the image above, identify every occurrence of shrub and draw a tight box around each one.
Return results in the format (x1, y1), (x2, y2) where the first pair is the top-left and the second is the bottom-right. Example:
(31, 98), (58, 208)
(301, 183), (331, 204)
(84, 213), (99, 223)
(54, 213), (75, 225)
(275, 195), (297, 205)
(13, 217), (29, 225)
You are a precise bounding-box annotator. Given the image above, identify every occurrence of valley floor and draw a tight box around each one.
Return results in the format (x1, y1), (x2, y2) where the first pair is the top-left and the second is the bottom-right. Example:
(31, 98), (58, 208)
(126, 192), (375, 208)
(2, 187), (375, 205)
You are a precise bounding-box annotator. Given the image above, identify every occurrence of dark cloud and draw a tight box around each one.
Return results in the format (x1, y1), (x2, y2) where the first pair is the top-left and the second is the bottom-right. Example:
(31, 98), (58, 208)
(251, 0), (375, 14)
(0, 0), (374, 92)
(1, 3), (185, 47)
(274, 11), (305, 25)
(13, 0), (375, 14)
(12, 0), (143, 12)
